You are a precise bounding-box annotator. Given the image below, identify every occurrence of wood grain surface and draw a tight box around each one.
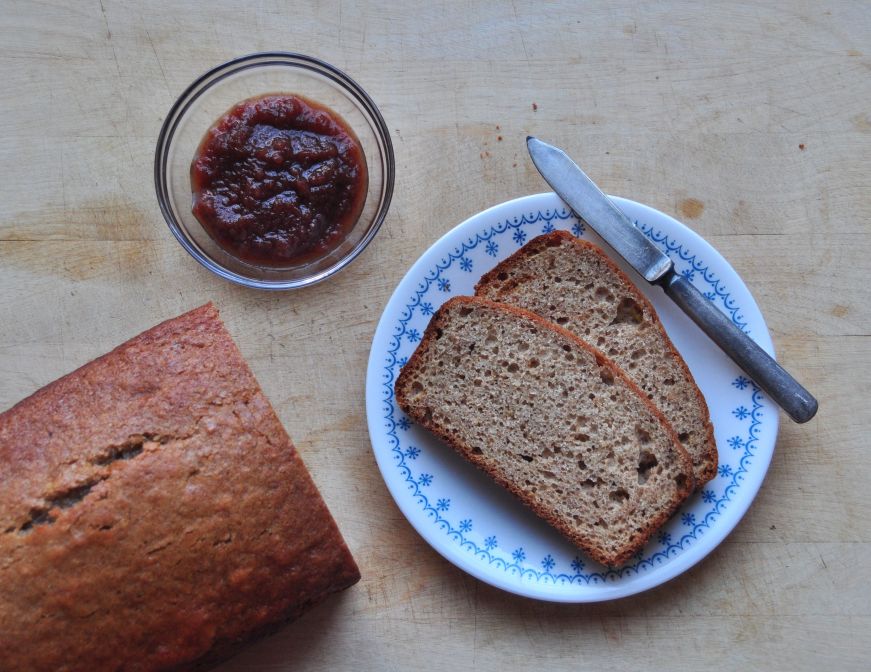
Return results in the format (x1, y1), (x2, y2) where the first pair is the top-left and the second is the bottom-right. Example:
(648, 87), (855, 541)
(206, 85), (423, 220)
(1, 1), (869, 670)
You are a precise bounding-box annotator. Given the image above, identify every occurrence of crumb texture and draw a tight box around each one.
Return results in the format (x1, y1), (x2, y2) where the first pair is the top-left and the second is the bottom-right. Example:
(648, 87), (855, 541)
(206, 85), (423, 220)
(0, 303), (359, 672)
(476, 231), (717, 485)
(395, 296), (693, 567)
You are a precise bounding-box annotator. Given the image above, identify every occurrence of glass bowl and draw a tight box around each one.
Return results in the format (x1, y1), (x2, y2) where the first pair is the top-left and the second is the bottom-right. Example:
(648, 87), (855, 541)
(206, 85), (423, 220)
(154, 52), (394, 290)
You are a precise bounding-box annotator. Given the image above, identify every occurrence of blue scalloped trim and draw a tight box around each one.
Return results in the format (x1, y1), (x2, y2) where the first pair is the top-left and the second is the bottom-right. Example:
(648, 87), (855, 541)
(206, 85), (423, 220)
(635, 221), (749, 334)
(379, 209), (763, 584)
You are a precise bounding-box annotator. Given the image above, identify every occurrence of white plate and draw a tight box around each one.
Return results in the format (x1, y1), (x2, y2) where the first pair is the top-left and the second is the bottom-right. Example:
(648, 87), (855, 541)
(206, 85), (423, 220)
(365, 193), (779, 602)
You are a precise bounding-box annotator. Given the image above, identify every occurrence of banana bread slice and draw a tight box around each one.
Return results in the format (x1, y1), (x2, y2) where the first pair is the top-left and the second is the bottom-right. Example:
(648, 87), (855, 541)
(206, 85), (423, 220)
(395, 296), (693, 567)
(0, 303), (359, 672)
(476, 231), (717, 486)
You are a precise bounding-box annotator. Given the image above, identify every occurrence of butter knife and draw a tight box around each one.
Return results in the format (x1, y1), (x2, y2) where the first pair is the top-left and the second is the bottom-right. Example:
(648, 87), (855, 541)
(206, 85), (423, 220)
(527, 136), (818, 423)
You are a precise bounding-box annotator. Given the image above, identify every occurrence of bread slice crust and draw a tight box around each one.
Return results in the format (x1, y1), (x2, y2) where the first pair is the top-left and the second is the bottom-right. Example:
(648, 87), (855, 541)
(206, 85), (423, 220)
(476, 231), (717, 486)
(395, 296), (694, 567)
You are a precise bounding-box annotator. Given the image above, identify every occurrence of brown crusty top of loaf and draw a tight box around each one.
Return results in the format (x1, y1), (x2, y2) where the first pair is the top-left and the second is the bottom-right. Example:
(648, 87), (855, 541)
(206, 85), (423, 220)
(0, 303), (360, 672)
(395, 296), (694, 567)
(476, 231), (717, 486)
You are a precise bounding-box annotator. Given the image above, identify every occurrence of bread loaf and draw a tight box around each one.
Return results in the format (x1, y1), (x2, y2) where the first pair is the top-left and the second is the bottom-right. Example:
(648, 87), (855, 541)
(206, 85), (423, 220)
(0, 303), (360, 671)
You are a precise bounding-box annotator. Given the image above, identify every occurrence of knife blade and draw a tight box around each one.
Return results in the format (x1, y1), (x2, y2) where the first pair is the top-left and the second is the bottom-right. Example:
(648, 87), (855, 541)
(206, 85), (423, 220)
(526, 136), (818, 424)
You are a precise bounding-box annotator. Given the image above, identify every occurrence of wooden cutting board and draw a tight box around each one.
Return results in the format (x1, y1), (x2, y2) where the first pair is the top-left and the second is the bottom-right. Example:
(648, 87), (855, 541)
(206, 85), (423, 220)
(1, 1), (869, 670)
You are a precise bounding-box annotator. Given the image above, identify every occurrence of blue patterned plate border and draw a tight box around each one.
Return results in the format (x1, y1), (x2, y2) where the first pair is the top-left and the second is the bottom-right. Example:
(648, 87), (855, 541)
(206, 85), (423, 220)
(365, 193), (779, 602)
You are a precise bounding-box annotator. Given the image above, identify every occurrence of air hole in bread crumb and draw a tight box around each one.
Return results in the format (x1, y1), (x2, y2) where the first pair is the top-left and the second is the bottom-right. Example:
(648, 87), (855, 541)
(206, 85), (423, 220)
(411, 381), (424, 393)
(663, 377), (675, 386)
(556, 316), (569, 325)
(507, 362), (519, 373)
(434, 328), (444, 339)
(575, 433), (590, 442)
(458, 306), (474, 317)
(599, 368), (615, 385)
(635, 426), (651, 444)
(637, 450), (658, 484)
(678, 432), (690, 442)
(520, 454), (534, 462)
(527, 358), (540, 368)
(630, 348), (646, 360)
(609, 488), (630, 503)
(577, 459), (587, 470)
(471, 447), (483, 455)
(496, 272), (508, 281)
(675, 473), (689, 490)
(610, 297), (644, 326)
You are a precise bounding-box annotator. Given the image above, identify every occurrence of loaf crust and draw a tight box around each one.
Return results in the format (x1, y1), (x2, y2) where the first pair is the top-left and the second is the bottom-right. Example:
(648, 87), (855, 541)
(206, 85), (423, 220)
(476, 231), (717, 485)
(395, 296), (694, 567)
(0, 303), (359, 672)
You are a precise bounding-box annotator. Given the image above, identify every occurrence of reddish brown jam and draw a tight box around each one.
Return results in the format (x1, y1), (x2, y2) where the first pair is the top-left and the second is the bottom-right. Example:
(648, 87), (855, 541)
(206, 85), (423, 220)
(191, 94), (367, 267)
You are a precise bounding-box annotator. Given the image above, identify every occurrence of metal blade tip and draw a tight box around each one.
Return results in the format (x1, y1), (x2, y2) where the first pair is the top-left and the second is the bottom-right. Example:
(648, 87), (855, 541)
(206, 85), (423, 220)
(526, 135), (535, 144)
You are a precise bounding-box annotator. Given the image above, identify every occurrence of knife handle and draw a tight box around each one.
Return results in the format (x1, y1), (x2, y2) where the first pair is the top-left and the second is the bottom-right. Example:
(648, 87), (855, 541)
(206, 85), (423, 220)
(662, 274), (818, 423)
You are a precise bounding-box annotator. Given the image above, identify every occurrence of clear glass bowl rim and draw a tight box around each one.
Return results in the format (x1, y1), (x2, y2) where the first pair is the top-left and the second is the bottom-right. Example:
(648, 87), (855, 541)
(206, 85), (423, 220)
(154, 51), (395, 290)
